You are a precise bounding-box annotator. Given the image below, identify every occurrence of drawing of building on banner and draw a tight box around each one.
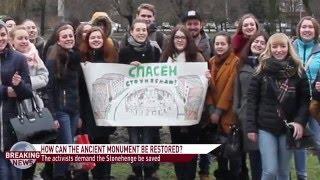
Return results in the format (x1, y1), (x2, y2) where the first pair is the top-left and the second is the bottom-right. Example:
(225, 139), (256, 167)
(92, 73), (126, 119)
(176, 75), (204, 120)
(125, 87), (176, 117)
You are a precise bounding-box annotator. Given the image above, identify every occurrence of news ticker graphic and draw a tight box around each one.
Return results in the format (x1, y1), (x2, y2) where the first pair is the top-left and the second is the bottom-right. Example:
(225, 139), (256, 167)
(5, 142), (220, 169)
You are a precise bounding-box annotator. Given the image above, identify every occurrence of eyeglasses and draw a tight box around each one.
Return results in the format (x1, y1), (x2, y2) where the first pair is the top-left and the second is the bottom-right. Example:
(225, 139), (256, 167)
(174, 36), (186, 40)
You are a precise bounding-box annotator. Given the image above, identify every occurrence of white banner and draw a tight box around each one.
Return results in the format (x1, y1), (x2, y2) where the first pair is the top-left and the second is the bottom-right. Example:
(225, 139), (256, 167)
(81, 62), (208, 126)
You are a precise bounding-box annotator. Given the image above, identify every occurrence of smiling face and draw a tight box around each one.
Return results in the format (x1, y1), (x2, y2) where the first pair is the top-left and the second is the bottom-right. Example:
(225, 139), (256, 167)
(271, 42), (288, 60)
(0, 27), (8, 52)
(174, 30), (187, 52)
(242, 17), (257, 37)
(250, 35), (267, 55)
(214, 35), (229, 55)
(185, 19), (202, 38)
(12, 29), (30, 53)
(299, 19), (315, 42)
(130, 22), (148, 43)
(57, 28), (75, 49)
(5, 20), (16, 32)
(88, 30), (103, 49)
(137, 9), (155, 27)
(23, 20), (38, 41)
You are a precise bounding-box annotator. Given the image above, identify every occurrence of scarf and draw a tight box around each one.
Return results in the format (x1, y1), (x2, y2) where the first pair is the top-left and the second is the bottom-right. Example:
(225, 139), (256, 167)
(246, 55), (259, 68)
(210, 49), (233, 88)
(127, 35), (147, 52)
(232, 33), (249, 54)
(167, 52), (186, 63)
(264, 57), (298, 103)
(265, 57), (297, 79)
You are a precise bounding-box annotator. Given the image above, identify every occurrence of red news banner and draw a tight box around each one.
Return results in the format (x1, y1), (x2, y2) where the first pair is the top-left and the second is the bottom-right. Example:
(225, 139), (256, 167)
(6, 144), (219, 164)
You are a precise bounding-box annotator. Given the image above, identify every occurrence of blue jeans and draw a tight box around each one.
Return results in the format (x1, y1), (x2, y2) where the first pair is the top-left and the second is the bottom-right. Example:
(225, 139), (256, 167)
(0, 153), (21, 180)
(53, 111), (79, 177)
(293, 117), (320, 180)
(293, 149), (307, 180)
(259, 130), (292, 180)
(308, 117), (320, 158)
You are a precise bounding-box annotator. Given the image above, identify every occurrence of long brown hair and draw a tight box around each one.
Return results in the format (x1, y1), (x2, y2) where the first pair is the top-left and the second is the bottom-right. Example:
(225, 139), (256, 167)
(239, 31), (269, 67)
(79, 26), (118, 63)
(46, 24), (75, 79)
(296, 16), (320, 42)
(235, 14), (261, 36)
(75, 22), (91, 49)
(160, 25), (199, 62)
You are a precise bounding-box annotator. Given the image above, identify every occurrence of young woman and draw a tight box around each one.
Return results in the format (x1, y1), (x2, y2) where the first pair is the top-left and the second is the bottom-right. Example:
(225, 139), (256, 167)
(119, 19), (161, 180)
(10, 26), (48, 109)
(78, 26), (118, 180)
(10, 26), (50, 180)
(246, 33), (310, 180)
(206, 31), (241, 180)
(46, 23), (80, 180)
(22, 19), (45, 58)
(232, 14), (261, 56)
(0, 21), (33, 180)
(160, 25), (206, 180)
(233, 31), (269, 180)
(75, 22), (92, 50)
(292, 16), (320, 180)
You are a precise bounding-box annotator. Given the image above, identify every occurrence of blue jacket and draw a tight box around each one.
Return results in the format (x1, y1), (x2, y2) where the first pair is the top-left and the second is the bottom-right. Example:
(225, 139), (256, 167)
(293, 39), (320, 84)
(0, 47), (33, 151)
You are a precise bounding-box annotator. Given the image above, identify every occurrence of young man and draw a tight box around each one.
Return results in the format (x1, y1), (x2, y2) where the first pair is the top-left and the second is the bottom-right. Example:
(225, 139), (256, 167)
(182, 10), (212, 60)
(120, 3), (166, 51)
(182, 10), (213, 180)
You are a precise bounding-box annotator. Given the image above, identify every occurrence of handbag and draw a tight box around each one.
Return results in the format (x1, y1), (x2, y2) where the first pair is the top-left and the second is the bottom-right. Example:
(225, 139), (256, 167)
(10, 98), (57, 144)
(71, 134), (96, 171)
(216, 125), (242, 159)
(277, 105), (316, 150)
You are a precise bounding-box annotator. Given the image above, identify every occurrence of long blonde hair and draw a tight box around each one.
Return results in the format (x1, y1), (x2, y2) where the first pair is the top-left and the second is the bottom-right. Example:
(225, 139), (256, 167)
(256, 33), (303, 76)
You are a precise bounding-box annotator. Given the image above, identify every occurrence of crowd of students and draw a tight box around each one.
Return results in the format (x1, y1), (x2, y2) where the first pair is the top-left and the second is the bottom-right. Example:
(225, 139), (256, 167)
(0, 2), (320, 180)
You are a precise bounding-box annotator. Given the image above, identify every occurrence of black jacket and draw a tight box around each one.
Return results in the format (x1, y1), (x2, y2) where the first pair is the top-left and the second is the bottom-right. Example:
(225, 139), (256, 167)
(119, 41), (161, 64)
(46, 45), (80, 118)
(312, 70), (320, 101)
(246, 70), (310, 135)
(0, 47), (33, 151)
(79, 50), (116, 137)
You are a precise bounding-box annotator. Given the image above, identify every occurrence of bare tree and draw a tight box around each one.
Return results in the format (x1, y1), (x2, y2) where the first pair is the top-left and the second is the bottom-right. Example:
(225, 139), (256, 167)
(111, 0), (138, 25)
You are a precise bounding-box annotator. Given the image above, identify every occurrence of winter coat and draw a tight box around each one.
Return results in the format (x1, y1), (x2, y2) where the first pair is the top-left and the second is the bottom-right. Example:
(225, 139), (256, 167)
(206, 52), (239, 134)
(232, 33), (249, 56)
(34, 36), (45, 59)
(46, 44), (80, 118)
(79, 50), (116, 137)
(90, 12), (119, 61)
(119, 40), (161, 64)
(22, 45), (48, 109)
(233, 57), (258, 151)
(196, 30), (212, 60)
(293, 39), (320, 84)
(246, 61), (310, 135)
(0, 47), (33, 151)
(310, 70), (320, 121)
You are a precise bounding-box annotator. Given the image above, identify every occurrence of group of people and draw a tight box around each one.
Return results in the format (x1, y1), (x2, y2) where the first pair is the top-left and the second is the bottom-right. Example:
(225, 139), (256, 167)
(0, 2), (320, 180)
